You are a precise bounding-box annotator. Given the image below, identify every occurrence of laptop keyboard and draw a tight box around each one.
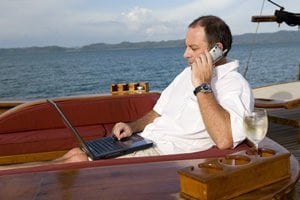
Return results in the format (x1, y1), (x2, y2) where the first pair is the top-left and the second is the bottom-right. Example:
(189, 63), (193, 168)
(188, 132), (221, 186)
(88, 137), (124, 154)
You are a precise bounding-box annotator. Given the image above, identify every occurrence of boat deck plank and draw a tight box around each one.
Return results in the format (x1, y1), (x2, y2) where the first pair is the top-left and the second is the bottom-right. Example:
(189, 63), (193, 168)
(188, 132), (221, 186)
(268, 107), (300, 128)
(267, 109), (300, 198)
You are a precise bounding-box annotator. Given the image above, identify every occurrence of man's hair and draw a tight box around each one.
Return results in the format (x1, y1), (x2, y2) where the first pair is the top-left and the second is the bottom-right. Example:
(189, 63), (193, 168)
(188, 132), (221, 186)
(189, 15), (232, 56)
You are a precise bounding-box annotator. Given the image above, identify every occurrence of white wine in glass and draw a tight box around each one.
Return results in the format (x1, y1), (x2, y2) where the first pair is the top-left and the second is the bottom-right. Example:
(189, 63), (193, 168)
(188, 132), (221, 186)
(243, 108), (268, 152)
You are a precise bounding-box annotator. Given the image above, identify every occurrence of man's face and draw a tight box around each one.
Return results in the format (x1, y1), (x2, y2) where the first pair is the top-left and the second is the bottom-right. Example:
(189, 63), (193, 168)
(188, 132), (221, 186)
(183, 26), (209, 66)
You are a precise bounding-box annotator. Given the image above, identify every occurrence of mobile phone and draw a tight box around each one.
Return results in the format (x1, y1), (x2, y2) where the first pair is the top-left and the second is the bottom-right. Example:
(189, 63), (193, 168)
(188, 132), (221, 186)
(209, 45), (227, 64)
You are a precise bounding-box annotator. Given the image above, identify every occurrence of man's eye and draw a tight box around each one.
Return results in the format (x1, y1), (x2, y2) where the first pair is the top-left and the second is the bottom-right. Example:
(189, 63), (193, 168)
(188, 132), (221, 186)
(186, 45), (198, 51)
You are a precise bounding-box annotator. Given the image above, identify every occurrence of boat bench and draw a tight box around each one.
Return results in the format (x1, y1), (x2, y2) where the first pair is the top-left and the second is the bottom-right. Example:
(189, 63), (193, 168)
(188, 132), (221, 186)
(253, 81), (300, 144)
(0, 92), (250, 175)
(0, 93), (160, 157)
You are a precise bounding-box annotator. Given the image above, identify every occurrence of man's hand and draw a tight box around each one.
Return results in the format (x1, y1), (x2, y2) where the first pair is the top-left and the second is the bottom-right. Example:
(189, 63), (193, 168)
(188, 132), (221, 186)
(191, 50), (213, 87)
(112, 122), (133, 140)
(112, 110), (160, 140)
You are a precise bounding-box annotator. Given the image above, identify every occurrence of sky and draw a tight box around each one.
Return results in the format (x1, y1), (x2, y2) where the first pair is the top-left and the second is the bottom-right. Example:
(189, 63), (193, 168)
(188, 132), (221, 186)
(1, 0), (299, 48)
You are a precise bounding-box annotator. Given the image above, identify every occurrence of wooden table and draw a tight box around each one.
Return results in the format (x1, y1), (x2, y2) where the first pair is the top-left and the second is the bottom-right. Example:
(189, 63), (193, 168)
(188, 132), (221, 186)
(0, 138), (299, 200)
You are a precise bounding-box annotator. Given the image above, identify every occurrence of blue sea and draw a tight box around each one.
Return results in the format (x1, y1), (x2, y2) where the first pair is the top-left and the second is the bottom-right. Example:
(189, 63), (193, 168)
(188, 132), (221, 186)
(1, 42), (299, 100)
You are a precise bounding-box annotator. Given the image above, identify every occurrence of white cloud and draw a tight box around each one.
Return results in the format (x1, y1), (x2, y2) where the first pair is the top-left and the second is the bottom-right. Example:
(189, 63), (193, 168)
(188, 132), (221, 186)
(123, 6), (154, 31)
(146, 24), (171, 36)
(120, 6), (179, 40)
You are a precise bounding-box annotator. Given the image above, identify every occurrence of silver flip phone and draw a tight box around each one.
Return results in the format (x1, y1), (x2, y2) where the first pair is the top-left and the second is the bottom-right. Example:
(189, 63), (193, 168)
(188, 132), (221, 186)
(209, 45), (227, 64)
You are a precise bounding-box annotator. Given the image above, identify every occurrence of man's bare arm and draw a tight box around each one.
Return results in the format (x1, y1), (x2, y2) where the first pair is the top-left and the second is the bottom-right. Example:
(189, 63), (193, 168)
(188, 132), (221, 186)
(196, 93), (233, 149)
(113, 110), (160, 139)
(129, 110), (160, 133)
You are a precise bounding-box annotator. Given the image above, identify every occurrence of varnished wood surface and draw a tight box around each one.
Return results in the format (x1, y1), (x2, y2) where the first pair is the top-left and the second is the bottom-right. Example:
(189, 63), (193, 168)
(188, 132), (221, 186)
(0, 101), (25, 115)
(0, 138), (298, 200)
(267, 107), (300, 128)
(0, 150), (67, 165)
(255, 98), (300, 109)
(252, 15), (277, 22)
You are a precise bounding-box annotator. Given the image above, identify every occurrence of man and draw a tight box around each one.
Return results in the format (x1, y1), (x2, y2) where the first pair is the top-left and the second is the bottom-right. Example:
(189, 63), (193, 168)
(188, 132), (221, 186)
(1, 15), (254, 168)
(112, 15), (253, 156)
(66, 15), (253, 161)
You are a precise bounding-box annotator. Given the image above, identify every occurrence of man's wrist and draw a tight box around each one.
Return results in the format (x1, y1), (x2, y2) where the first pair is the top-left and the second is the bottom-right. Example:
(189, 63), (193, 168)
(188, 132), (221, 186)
(193, 83), (212, 95)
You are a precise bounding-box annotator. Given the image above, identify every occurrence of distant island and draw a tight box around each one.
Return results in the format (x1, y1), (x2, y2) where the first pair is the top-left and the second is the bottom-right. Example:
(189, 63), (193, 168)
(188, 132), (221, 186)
(1, 30), (299, 54)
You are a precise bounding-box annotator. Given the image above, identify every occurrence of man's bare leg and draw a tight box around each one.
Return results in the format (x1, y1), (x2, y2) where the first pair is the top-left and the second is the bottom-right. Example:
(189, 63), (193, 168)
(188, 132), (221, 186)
(0, 148), (89, 170)
(54, 147), (89, 162)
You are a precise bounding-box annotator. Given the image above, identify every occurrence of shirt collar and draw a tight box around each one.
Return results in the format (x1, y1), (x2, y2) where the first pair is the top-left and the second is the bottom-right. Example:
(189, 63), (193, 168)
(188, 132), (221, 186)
(213, 59), (239, 80)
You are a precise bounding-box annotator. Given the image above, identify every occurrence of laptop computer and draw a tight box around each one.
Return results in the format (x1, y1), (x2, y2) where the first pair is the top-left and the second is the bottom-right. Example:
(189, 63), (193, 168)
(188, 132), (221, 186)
(47, 99), (153, 160)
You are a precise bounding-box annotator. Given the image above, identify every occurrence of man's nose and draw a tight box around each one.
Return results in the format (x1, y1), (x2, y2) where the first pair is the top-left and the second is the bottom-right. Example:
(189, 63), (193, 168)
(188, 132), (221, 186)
(183, 48), (191, 59)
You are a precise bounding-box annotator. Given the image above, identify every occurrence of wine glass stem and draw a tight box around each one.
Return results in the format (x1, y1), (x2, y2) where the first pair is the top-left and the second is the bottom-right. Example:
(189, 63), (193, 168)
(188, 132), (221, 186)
(254, 143), (259, 150)
(254, 143), (259, 156)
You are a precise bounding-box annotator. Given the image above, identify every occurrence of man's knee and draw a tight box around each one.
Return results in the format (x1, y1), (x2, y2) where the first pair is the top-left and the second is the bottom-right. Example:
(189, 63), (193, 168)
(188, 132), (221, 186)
(69, 153), (89, 162)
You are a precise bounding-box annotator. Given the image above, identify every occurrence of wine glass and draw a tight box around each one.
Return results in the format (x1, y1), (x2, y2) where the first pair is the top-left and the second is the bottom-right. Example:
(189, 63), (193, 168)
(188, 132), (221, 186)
(243, 108), (268, 155)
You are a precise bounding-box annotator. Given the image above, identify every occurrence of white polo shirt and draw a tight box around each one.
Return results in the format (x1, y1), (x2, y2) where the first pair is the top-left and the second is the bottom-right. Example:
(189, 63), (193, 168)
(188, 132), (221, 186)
(140, 59), (254, 155)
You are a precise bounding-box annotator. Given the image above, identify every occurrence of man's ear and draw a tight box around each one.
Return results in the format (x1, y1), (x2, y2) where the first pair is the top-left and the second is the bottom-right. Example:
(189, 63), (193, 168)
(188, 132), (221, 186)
(215, 42), (224, 50)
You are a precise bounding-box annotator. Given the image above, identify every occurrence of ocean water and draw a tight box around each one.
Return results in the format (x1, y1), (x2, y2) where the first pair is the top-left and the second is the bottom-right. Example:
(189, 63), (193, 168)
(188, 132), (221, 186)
(0, 42), (299, 100)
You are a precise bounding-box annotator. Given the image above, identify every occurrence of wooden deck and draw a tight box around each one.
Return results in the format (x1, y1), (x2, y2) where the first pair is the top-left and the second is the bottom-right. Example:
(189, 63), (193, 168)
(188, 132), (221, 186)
(266, 108), (300, 198)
